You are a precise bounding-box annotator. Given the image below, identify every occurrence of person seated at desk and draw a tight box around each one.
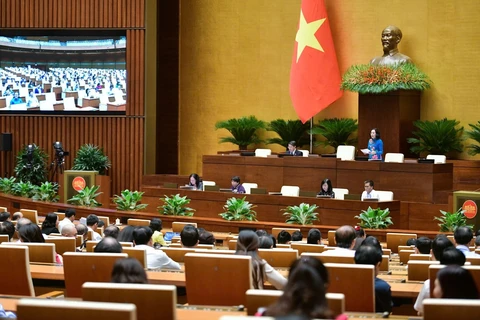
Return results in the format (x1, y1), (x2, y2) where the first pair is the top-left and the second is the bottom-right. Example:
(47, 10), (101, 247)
(287, 140), (303, 156)
(188, 173), (203, 190)
(180, 224), (199, 248)
(2, 87), (13, 96)
(361, 180), (379, 200)
(9, 92), (23, 105)
(0, 221), (15, 242)
(19, 223), (63, 265)
(85, 88), (98, 99)
(26, 91), (39, 108)
(150, 218), (166, 247)
(320, 225), (356, 257)
(307, 228), (322, 245)
(231, 175), (246, 194)
(433, 265), (479, 299)
(317, 178), (335, 198)
(33, 85), (43, 94)
(454, 226), (480, 257)
(364, 128), (383, 160)
(86, 214), (103, 241)
(111, 258), (148, 284)
(133, 226), (181, 270)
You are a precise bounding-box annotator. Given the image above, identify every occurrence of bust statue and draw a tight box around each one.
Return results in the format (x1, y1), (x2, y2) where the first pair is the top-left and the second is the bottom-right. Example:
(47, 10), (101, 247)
(370, 26), (412, 66)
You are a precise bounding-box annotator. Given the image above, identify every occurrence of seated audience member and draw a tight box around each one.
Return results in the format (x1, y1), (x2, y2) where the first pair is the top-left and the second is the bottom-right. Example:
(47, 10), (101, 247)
(286, 141), (303, 156)
(258, 236), (274, 249)
(12, 211), (23, 221)
(235, 230), (287, 289)
(75, 223), (88, 250)
(454, 226), (479, 257)
(97, 220), (105, 229)
(270, 234), (277, 248)
(41, 213), (60, 235)
(133, 226), (180, 270)
(58, 208), (75, 234)
(94, 237), (123, 253)
(9, 92), (23, 105)
(230, 176), (246, 194)
(180, 225), (199, 248)
(475, 236), (480, 249)
(111, 258), (148, 284)
(320, 226), (356, 257)
(149, 218), (166, 246)
(26, 91), (39, 108)
(362, 236), (382, 251)
(86, 214), (103, 241)
(0, 212), (10, 222)
(440, 247), (466, 265)
(264, 257), (346, 320)
(415, 236), (432, 255)
(406, 238), (417, 246)
(307, 228), (322, 245)
(19, 223), (63, 265)
(117, 225), (135, 242)
(255, 229), (268, 237)
(198, 230), (216, 245)
(433, 265), (479, 299)
(104, 225), (120, 239)
(317, 178), (335, 198)
(188, 173), (203, 191)
(353, 226), (366, 250)
(291, 231), (303, 242)
(361, 180), (379, 200)
(414, 234), (455, 315)
(61, 224), (78, 238)
(354, 245), (392, 313)
(0, 221), (15, 241)
(277, 230), (292, 245)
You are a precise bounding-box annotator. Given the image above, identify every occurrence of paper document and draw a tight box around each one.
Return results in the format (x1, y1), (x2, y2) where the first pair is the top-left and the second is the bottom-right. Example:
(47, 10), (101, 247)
(360, 149), (370, 155)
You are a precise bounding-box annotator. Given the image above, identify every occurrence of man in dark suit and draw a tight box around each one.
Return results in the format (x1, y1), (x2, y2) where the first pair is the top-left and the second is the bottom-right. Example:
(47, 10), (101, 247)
(287, 141), (303, 156)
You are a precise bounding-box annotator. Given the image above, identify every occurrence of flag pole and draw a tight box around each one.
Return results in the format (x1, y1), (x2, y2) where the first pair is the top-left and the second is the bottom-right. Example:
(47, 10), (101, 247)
(310, 117), (313, 153)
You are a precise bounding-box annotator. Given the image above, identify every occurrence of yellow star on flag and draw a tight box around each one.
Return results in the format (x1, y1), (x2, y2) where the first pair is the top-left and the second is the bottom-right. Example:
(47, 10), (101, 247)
(295, 10), (326, 63)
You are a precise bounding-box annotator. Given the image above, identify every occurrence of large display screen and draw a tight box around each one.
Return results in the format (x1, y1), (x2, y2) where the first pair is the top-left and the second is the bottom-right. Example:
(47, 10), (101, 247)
(0, 30), (126, 114)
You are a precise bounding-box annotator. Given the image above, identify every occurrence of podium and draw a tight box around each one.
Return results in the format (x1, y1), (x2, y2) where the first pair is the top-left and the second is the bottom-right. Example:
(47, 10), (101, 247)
(59, 170), (111, 208)
(453, 191), (480, 231)
(358, 90), (421, 158)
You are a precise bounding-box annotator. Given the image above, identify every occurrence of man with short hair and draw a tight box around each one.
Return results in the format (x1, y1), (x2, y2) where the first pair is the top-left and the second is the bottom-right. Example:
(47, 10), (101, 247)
(361, 180), (379, 200)
(291, 231), (303, 242)
(133, 226), (180, 270)
(104, 225), (119, 239)
(198, 231), (216, 245)
(355, 245), (392, 313)
(415, 237), (432, 255)
(12, 212), (22, 221)
(94, 237), (123, 253)
(307, 228), (322, 245)
(287, 141), (303, 156)
(0, 221), (15, 241)
(61, 224), (78, 238)
(180, 225), (199, 248)
(230, 176), (246, 194)
(86, 214), (102, 241)
(320, 225), (356, 257)
(0, 212), (10, 222)
(454, 226), (479, 257)
(75, 223), (88, 238)
(277, 230), (292, 244)
(58, 209), (76, 234)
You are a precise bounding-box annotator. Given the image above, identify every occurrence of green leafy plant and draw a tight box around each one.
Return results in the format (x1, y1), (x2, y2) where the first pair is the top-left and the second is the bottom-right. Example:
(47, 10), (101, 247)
(12, 181), (36, 198)
(310, 118), (358, 152)
(114, 189), (148, 211)
(32, 181), (59, 202)
(282, 203), (319, 225)
(434, 208), (473, 232)
(219, 196), (257, 221)
(158, 194), (195, 216)
(266, 119), (310, 148)
(0, 177), (16, 194)
(341, 63), (431, 94)
(67, 185), (102, 207)
(14, 144), (48, 185)
(72, 144), (111, 175)
(215, 116), (266, 150)
(465, 121), (480, 156)
(407, 118), (464, 156)
(355, 207), (393, 229)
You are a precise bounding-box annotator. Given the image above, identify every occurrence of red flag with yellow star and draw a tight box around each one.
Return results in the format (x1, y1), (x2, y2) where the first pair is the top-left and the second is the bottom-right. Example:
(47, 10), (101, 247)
(290, 0), (342, 123)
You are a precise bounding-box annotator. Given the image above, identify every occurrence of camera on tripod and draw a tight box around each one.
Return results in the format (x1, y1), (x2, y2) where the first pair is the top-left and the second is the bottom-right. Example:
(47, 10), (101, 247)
(50, 142), (69, 180)
(53, 141), (69, 161)
(22, 144), (35, 169)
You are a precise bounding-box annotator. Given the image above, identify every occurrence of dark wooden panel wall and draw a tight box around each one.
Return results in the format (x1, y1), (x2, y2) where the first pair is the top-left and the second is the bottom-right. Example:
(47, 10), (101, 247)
(0, 0), (145, 195)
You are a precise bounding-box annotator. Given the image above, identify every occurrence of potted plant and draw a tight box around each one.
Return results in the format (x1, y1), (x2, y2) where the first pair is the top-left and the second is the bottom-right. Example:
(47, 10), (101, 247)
(0, 177), (16, 194)
(215, 116), (266, 150)
(72, 144), (111, 175)
(266, 119), (310, 149)
(219, 196), (257, 221)
(434, 208), (473, 232)
(407, 118), (464, 156)
(158, 194), (195, 216)
(114, 189), (148, 211)
(282, 203), (319, 225)
(465, 121), (480, 155)
(67, 185), (102, 207)
(14, 144), (48, 185)
(32, 181), (60, 202)
(12, 181), (36, 198)
(355, 207), (393, 229)
(310, 118), (358, 152)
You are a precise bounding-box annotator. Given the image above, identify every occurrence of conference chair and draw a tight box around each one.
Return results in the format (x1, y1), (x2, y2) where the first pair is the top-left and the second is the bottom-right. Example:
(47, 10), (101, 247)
(16, 299), (137, 320)
(194, 249), (235, 255)
(0, 206), (6, 212)
(407, 260), (440, 281)
(399, 249), (416, 264)
(242, 182), (258, 194)
(258, 248), (298, 268)
(86, 240), (133, 252)
(39, 99), (54, 110)
(122, 247), (147, 268)
(426, 154), (447, 164)
(228, 239), (238, 250)
(0, 234), (9, 243)
(409, 253), (432, 261)
(291, 243), (326, 255)
(328, 230), (336, 246)
(98, 216), (110, 226)
(45, 237), (76, 255)
(202, 180), (216, 191)
(280, 185), (300, 197)
(429, 265), (480, 297)
(63, 96), (77, 110)
(271, 227), (301, 238)
(423, 299), (480, 320)
(172, 221), (198, 232)
(127, 218), (150, 226)
(20, 208), (39, 224)
(467, 256), (480, 265)
(0, 245), (35, 296)
(53, 211), (65, 220)
(83, 282), (176, 320)
(275, 244), (291, 248)
(1, 242), (56, 263)
(336, 145), (355, 161)
(63, 252), (128, 297)
(376, 190), (394, 201)
(332, 188), (349, 200)
(384, 153), (405, 163)
(302, 252), (354, 265)
(161, 247), (197, 263)
(447, 235), (476, 246)
(184, 253), (252, 306)
(386, 233), (417, 253)
(298, 149), (309, 157)
(254, 149), (272, 157)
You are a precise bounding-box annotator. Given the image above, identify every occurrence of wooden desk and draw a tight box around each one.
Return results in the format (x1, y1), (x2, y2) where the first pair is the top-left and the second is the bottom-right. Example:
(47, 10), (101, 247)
(81, 97), (100, 108)
(64, 91), (78, 99)
(0, 97), (6, 109)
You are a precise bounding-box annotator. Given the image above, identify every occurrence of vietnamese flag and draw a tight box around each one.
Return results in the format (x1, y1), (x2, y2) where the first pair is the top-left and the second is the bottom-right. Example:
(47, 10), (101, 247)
(290, 0), (342, 123)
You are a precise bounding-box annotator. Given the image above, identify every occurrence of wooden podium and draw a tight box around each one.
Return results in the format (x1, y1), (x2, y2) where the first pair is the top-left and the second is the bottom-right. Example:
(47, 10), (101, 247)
(59, 170), (111, 208)
(358, 90), (421, 158)
(453, 191), (480, 231)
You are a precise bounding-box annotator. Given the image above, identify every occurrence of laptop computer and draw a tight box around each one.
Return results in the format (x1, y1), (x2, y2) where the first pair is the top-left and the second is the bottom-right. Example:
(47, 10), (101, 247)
(164, 232), (180, 242)
(278, 153), (294, 158)
(240, 151), (255, 156)
(418, 158), (435, 164)
(250, 188), (267, 195)
(355, 156), (369, 161)
(363, 198), (379, 202)
(344, 194), (361, 200)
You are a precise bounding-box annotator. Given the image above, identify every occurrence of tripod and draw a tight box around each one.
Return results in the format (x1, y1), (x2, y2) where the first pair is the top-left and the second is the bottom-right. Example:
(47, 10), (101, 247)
(50, 155), (65, 182)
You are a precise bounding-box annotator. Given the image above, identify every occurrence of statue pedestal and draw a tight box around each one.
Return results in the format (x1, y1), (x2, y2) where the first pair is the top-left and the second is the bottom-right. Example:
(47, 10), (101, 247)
(358, 90), (421, 158)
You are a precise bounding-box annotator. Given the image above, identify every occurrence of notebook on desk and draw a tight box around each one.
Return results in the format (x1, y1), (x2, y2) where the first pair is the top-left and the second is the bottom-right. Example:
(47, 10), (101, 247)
(344, 194), (361, 200)
(268, 192), (283, 196)
(219, 188), (233, 193)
